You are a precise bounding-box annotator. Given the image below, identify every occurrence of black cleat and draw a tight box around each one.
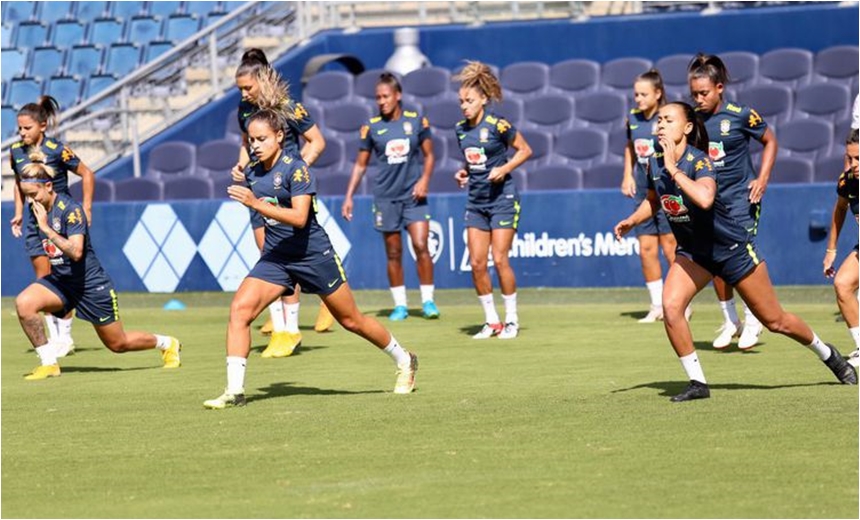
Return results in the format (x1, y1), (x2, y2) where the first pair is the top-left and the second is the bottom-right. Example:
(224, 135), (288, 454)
(823, 344), (857, 385)
(670, 380), (711, 402)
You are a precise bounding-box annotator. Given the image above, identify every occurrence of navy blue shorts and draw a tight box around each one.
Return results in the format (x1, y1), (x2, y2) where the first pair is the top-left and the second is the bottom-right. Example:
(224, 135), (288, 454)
(248, 251), (347, 296)
(464, 199), (521, 231)
(634, 208), (672, 236)
(731, 201), (762, 236)
(36, 275), (120, 325)
(677, 241), (763, 286)
(372, 198), (430, 233)
(24, 208), (44, 257)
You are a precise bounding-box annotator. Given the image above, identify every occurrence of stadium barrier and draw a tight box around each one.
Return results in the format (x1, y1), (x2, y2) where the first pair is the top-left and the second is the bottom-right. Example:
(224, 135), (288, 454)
(1, 185), (854, 296)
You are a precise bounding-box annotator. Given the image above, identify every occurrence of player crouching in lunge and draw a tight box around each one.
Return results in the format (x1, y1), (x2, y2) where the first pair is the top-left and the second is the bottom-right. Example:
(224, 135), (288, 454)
(14, 162), (181, 380)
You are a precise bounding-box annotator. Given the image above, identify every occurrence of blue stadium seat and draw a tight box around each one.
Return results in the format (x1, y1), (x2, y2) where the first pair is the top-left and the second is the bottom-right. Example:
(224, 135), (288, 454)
(573, 90), (627, 131)
(719, 51), (759, 92)
(75, 1), (110, 22)
(51, 20), (87, 47)
(518, 128), (552, 170)
(70, 177), (114, 202)
(304, 70), (353, 104)
(501, 61), (550, 100)
(656, 53), (694, 100)
(814, 153), (847, 183)
(105, 43), (142, 76)
(424, 98), (462, 131)
(402, 67), (450, 101)
(128, 16), (163, 46)
(301, 99), (324, 128)
(736, 84), (792, 127)
(834, 118), (852, 149)
(428, 166), (460, 194)
(771, 156), (813, 184)
(204, 11), (227, 27)
(163, 176), (214, 200)
(15, 21), (48, 48)
(114, 177), (163, 201)
(110, 1), (144, 19)
(526, 164), (583, 191)
(607, 125), (628, 162)
(1, 49), (28, 82)
(67, 44), (103, 78)
(89, 17), (125, 47)
(145, 40), (173, 62)
(313, 137), (345, 174)
(429, 134), (446, 162)
(2, 24), (14, 47)
(29, 46), (65, 81)
(224, 109), (242, 142)
(7, 77), (42, 108)
(147, 0), (183, 18)
(553, 127), (607, 169)
(353, 68), (395, 101)
(316, 172), (354, 196)
(490, 98), (522, 126)
(184, 1), (221, 16)
(777, 119), (833, 161)
(3, 2), (36, 23)
(36, 0), (74, 24)
(322, 101), (372, 139)
(793, 82), (851, 123)
(197, 138), (238, 177)
(759, 48), (813, 88)
(210, 171), (234, 199)
(165, 13), (201, 42)
(583, 162), (625, 189)
(2, 105), (17, 139)
(814, 45), (859, 87)
(146, 140), (197, 178)
(601, 57), (652, 91)
(46, 75), (82, 110)
(85, 73), (117, 109)
(522, 94), (573, 134)
(549, 59), (600, 95)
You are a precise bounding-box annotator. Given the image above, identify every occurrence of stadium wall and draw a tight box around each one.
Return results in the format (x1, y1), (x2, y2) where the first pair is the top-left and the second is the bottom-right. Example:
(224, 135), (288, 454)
(1, 186), (854, 296)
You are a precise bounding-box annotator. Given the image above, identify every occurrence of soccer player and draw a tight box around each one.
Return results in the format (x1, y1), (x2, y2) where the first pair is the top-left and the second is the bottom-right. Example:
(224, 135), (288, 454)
(10, 96), (95, 358)
(614, 102), (856, 402)
(204, 109), (418, 409)
(688, 54), (776, 350)
(620, 69), (681, 323)
(453, 61), (532, 339)
(341, 72), (440, 320)
(232, 48), (334, 358)
(15, 161), (181, 380)
(822, 129), (859, 367)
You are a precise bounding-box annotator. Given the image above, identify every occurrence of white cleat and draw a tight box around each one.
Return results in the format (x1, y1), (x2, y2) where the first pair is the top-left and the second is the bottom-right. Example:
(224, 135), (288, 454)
(472, 322), (503, 339)
(712, 321), (741, 349)
(498, 322), (519, 339)
(53, 338), (76, 358)
(738, 320), (763, 350)
(847, 349), (859, 369)
(638, 306), (664, 323)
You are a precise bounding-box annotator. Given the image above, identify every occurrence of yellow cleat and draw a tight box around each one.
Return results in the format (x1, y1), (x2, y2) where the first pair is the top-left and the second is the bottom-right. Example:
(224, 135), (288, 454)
(161, 337), (182, 369)
(260, 331), (301, 358)
(259, 317), (274, 336)
(25, 364), (61, 381)
(314, 302), (335, 333)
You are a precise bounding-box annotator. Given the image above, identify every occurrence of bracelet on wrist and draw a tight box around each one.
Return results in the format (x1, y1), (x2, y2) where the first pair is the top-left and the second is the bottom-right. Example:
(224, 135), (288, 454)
(826, 249), (837, 253)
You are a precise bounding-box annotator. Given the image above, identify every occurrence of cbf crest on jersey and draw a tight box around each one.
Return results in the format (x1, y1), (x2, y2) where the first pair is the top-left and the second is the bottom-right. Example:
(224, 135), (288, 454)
(273, 172), (283, 190)
(403, 121), (413, 135)
(720, 119), (731, 136)
(52, 216), (61, 231)
(479, 127), (490, 143)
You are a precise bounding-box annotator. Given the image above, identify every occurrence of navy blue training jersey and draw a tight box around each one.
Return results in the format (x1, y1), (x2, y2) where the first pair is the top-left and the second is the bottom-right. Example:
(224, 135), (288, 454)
(245, 152), (332, 261)
(455, 113), (518, 206)
(647, 146), (748, 261)
(697, 101), (768, 215)
(238, 98), (316, 158)
(10, 138), (81, 194)
(837, 168), (859, 218)
(359, 110), (430, 201)
(39, 192), (110, 288)
(627, 108), (659, 203)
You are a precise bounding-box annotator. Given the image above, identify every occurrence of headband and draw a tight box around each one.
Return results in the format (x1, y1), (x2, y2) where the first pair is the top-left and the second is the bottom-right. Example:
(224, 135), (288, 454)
(20, 178), (51, 184)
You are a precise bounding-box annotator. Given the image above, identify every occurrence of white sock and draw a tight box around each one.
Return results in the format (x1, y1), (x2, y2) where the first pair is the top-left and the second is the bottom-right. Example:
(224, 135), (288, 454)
(419, 284), (435, 304)
(502, 292), (518, 325)
(678, 352), (707, 384)
(742, 302), (761, 327)
(719, 299), (740, 325)
(383, 335), (411, 367)
(284, 303), (300, 334)
(390, 285), (407, 308)
(44, 314), (57, 341)
(35, 344), (58, 366)
(478, 293), (500, 324)
(806, 333), (832, 361)
(645, 280), (663, 308)
(154, 334), (172, 350)
(850, 327), (860, 350)
(269, 300), (286, 333)
(226, 356), (247, 394)
(57, 316), (73, 341)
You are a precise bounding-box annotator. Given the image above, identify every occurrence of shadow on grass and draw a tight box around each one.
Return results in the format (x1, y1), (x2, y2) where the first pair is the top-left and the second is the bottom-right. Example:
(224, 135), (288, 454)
(247, 382), (385, 403)
(612, 379), (842, 397)
(620, 310), (649, 321)
(249, 344), (328, 357)
(457, 324), (526, 337)
(59, 365), (156, 373)
(693, 340), (764, 354)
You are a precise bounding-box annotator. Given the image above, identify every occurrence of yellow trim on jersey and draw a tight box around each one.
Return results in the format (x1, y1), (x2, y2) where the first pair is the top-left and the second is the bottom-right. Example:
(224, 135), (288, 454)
(485, 115), (498, 124)
(629, 108), (641, 115)
(11, 142), (24, 149)
(370, 116), (382, 124)
(403, 110), (418, 118)
(725, 103), (742, 113)
(45, 139), (58, 149)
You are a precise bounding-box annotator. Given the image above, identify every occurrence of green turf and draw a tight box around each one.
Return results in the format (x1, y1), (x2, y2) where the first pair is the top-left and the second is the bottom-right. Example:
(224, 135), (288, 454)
(2, 287), (857, 518)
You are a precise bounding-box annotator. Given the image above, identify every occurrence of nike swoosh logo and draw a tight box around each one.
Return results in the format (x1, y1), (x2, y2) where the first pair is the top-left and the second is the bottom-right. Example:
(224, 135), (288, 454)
(248, 180), (257, 185)
(499, 220), (512, 226)
(99, 316), (110, 322)
(242, 112), (253, 117)
(458, 135), (466, 140)
(16, 158), (25, 163)
(629, 125), (639, 129)
(377, 129), (388, 135)
(328, 278), (340, 288)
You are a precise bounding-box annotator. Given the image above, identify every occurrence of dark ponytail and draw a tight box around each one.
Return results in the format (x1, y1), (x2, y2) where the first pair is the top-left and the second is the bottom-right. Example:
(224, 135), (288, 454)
(668, 101), (709, 153)
(377, 72), (402, 93)
(687, 53), (730, 88)
(635, 68), (666, 107)
(18, 95), (60, 132)
(236, 48), (269, 80)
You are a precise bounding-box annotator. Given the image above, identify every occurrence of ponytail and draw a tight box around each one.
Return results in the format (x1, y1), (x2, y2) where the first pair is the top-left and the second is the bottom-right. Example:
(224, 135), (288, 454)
(454, 60), (503, 102)
(687, 53), (730, 88)
(18, 95), (60, 132)
(235, 48), (294, 122)
(377, 72), (402, 93)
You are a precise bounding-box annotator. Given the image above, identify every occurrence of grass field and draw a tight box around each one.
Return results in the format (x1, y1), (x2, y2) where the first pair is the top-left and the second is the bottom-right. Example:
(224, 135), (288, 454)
(2, 287), (858, 518)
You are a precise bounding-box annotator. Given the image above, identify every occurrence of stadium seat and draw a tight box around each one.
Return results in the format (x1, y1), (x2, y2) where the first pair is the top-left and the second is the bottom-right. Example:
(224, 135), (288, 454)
(526, 164), (583, 191)
(582, 162), (625, 189)
(793, 82), (851, 123)
(500, 61), (550, 100)
(771, 156), (814, 184)
(303, 70), (353, 104)
(1, 49), (28, 82)
(834, 118), (852, 149)
(553, 127), (607, 169)
(89, 17), (125, 47)
(2, 105), (17, 139)
(607, 125), (629, 162)
(549, 59), (600, 95)
(490, 98), (522, 126)
(51, 20), (86, 47)
(510, 169), (528, 192)
(522, 94), (573, 133)
(759, 48), (813, 88)
(36, 0), (74, 24)
(343, 136), (377, 166)
(67, 44), (104, 78)
(165, 14), (201, 43)
(114, 177), (163, 201)
(146, 1), (183, 18)
(111, 1), (145, 19)
(75, 1), (110, 22)
(15, 21), (48, 48)
(85, 73), (117, 105)
(69, 177), (114, 202)
(104, 43), (142, 76)
(224, 109), (242, 142)
(313, 137), (345, 174)
(424, 98), (462, 131)
(1, 24), (13, 47)
(29, 46), (65, 81)
(814, 45), (859, 87)
(430, 134), (446, 162)
(776, 119), (833, 161)
(655, 53), (694, 100)
(7, 77), (42, 109)
(428, 166), (460, 194)
(210, 171), (234, 199)
(184, 1), (221, 16)
(163, 176), (214, 200)
(196, 139), (237, 177)
(146, 141), (197, 178)
(316, 172), (353, 196)
(736, 84), (793, 127)
(720, 51), (759, 91)
(353, 68), (397, 102)
(572, 90), (627, 131)
(46, 75), (82, 110)
(301, 98), (324, 129)
(128, 16), (163, 46)
(517, 129), (552, 170)
(445, 133), (462, 163)
(402, 67), (450, 101)
(3, 2), (36, 23)
(144, 40), (173, 63)
(601, 57), (652, 91)
(323, 101), (372, 138)
(813, 153), (847, 183)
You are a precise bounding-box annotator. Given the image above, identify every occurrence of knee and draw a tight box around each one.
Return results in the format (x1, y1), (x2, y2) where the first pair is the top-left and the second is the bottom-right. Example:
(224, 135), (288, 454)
(411, 239), (429, 257)
(103, 336), (128, 353)
(337, 313), (363, 334)
(385, 245), (402, 262)
(470, 256), (488, 273)
(229, 299), (257, 327)
(759, 313), (790, 335)
(640, 241), (657, 258)
(491, 250), (510, 269)
(661, 293), (687, 324)
(15, 294), (39, 318)
(833, 275), (856, 300)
